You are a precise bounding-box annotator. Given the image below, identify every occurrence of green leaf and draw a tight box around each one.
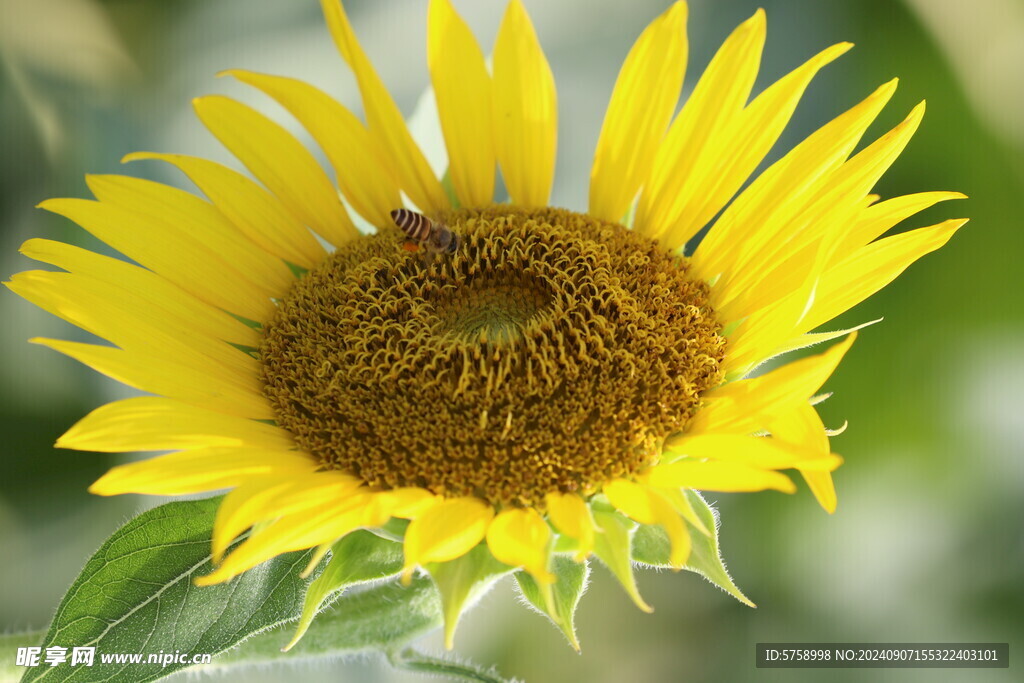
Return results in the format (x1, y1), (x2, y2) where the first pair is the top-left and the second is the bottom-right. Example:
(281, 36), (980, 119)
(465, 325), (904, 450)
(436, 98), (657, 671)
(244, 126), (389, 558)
(515, 555), (590, 651)
(631, 490), (756, 607)
(591, 510), (653, 613)
(284, 529), (405, 652)
(427, 544), (513, 649)
(20, 496), (317, 683)
(6, 578), (447, 681)
(198, 576), (443, 671)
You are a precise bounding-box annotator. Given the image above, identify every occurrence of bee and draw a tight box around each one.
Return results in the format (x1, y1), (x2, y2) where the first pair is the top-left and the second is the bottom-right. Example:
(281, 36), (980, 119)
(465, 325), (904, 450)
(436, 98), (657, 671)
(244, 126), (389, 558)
(390, 209), (461, 259)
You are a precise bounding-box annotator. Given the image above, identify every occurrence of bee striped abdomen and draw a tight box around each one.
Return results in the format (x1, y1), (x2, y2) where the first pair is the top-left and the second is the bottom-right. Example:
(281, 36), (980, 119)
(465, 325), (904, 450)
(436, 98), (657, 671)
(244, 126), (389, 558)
(390, 209), (432, 242)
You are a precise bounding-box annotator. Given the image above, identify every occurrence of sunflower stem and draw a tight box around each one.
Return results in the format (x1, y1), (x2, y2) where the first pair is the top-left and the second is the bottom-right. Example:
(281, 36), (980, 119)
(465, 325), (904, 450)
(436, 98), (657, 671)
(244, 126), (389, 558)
(386, 647), (515, 683)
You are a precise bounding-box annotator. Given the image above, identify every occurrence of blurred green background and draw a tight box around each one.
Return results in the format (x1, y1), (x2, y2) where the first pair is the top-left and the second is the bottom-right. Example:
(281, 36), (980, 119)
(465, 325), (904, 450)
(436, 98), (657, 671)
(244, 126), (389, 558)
(1, 0), (1021, 681)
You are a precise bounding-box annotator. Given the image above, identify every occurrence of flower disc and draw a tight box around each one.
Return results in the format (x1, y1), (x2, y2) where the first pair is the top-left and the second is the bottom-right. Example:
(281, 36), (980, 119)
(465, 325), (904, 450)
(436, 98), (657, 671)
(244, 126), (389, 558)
(261, 206), (726, 507)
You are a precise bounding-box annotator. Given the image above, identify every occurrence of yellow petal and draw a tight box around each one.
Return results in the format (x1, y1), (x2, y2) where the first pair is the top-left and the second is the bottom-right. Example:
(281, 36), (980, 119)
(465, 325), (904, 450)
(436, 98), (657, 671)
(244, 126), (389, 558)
(30, 337), (272, 420)
(687, 333), (856, 435)
(211, 479), (292, 562)
(18, 238), (258, 347)
(38, 196), (275, 323)
(402, 497), (493, 583)
(89, 447), (318, 497)
(801, 470), (837, 514)
(655, 487), (710, 536)
(836, 190), (967, 255)
(635, 9), (765, 241)
(604, 480), (690, 568)
(85, 174), (293, 298)
(769, 402), (838, 513)
(202, 497), (371, 584)
(373, 487), (440, 520)
(9, 270), (258, 381)
(727, 190), (962, 359)
(720, 254), (826, 378)
(712, 102), (928, 320)
(428, 0), (495, 208)
(771, 402), (829, 454)
(319, 0), (448, 214)
(122, 152), (327, 269)
(544, 491), (596, 560)
(588, 1), (687, 222)
(210, 471), (364, 562)
(486, 507), (554, 583)
(55, 397), (295, 453)
(192, 95), (357, 246)
(653, 41), (851, 249)
(30, 337), (273, 419)
(663, 433), (842, 471)
(645, 39), (853, 250)
(222, 69), (400, 229)
(645, 460), (796, 493)
(492, 0), (557, 207)
(799, 218), (968, 333)
(692, 78), (898, 282)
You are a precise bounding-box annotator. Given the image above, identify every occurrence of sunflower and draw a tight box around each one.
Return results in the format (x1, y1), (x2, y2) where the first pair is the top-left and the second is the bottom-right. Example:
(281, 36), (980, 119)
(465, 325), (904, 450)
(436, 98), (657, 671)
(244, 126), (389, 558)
(8, 0), (965, 651)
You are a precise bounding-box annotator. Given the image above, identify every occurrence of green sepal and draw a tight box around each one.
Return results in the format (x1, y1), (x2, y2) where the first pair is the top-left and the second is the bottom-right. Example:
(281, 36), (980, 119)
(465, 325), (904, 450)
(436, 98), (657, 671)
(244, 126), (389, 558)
(552, 533), (585, 555)
(21, 496), (318, 683)
(285, 529), (406, 651)
(368, 517), (409, 543)
(591, 510), (653, 613)
(660, 487), (711, 536)
(515, 555), (590, 651)
(427, 544), (514, 649)
(632, 490), (755, 607)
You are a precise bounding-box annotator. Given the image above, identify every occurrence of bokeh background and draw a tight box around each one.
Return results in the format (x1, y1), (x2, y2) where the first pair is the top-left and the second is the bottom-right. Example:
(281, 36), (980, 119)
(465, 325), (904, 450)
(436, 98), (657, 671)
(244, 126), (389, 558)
(1, 0), (1021, 681)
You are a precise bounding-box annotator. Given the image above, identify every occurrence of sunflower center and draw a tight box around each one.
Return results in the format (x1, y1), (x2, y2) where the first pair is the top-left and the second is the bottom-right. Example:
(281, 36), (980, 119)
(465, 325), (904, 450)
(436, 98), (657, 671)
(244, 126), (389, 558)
(433, 273), (553, 344)
(260, 206), (725, 508)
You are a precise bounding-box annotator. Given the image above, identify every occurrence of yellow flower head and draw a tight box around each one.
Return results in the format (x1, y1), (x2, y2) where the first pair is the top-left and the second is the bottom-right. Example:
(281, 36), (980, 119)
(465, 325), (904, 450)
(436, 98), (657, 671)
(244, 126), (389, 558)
(7, 0), (966, 649)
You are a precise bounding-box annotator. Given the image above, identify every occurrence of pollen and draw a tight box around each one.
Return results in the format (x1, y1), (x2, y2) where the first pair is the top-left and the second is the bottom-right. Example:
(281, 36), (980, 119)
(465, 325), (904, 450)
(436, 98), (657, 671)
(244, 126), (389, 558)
(260, 207), (726, 508)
